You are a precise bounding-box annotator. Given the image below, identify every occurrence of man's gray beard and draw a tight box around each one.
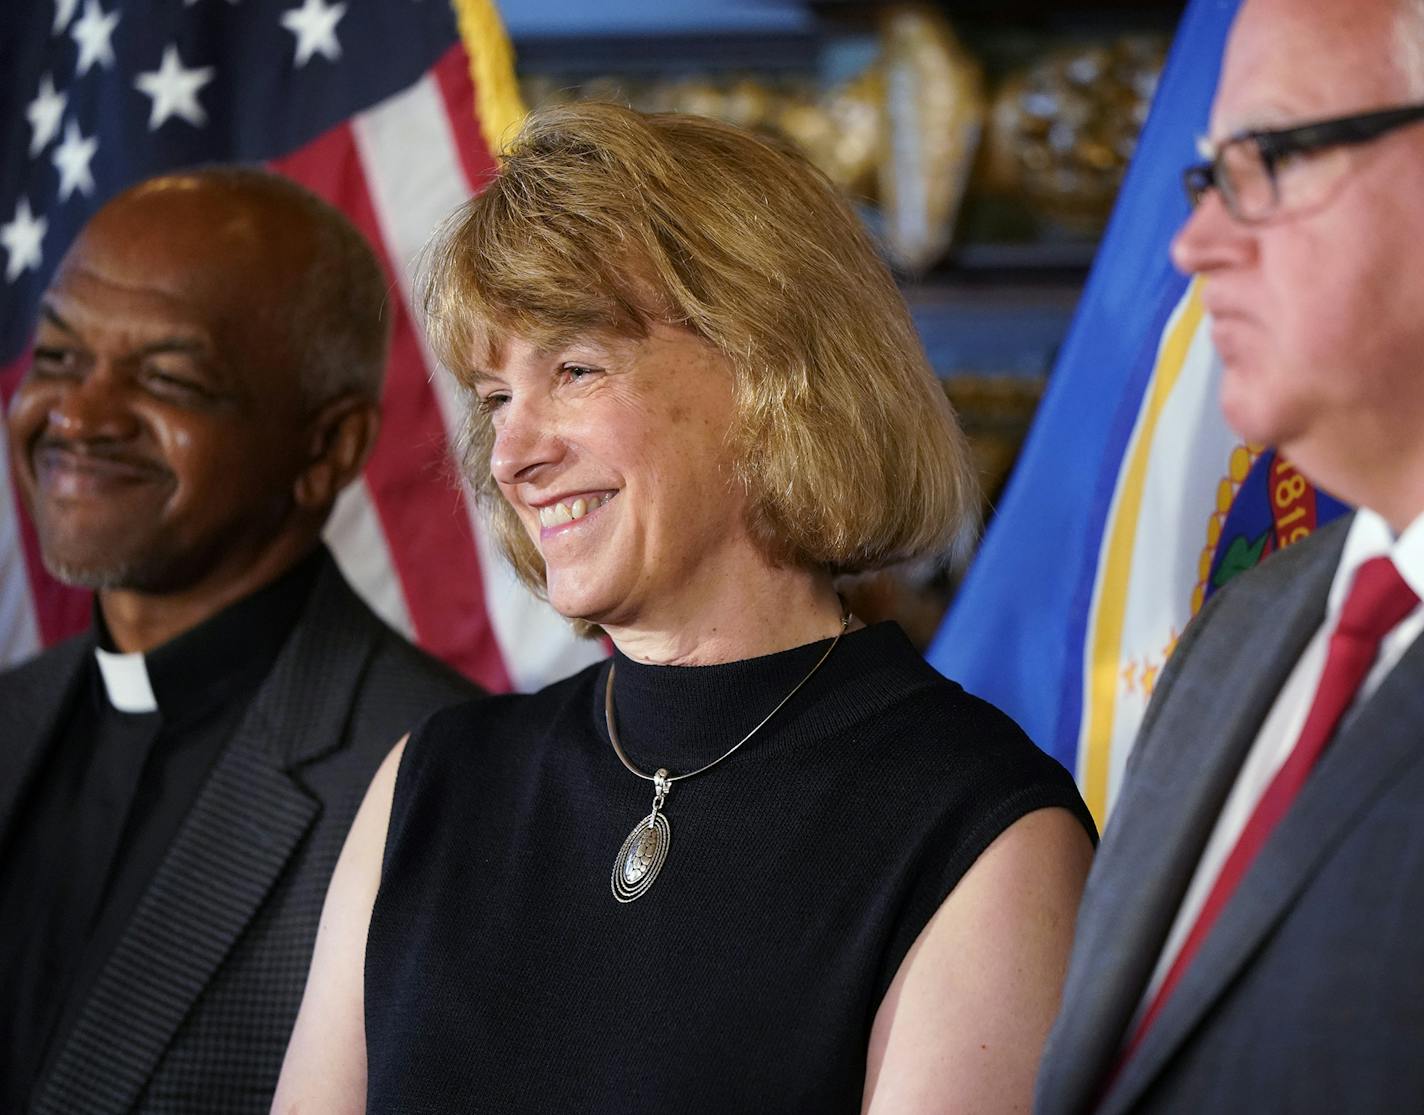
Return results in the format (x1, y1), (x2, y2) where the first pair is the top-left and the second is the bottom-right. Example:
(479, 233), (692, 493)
(44, 545), (206, 595)
(45, 556), (147, 591)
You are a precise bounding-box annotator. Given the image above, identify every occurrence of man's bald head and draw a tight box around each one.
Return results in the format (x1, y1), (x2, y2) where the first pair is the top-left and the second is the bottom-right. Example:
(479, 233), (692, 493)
(93, 167), (390, 408)
(10, 167), (390, 616)
(1397, 0), (1424, 95)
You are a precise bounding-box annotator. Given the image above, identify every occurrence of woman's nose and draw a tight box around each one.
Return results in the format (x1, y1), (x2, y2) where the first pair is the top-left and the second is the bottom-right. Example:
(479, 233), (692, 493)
(488, 398), (563, 487)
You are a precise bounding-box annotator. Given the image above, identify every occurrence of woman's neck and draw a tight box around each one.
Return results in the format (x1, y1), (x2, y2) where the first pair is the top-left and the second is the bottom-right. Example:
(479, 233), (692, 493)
(603, 565), (847, 666)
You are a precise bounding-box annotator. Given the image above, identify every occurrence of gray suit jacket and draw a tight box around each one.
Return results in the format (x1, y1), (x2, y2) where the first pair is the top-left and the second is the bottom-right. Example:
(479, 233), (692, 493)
(1037, 515), (1424, 1115)
(0, 556), (478, 1114)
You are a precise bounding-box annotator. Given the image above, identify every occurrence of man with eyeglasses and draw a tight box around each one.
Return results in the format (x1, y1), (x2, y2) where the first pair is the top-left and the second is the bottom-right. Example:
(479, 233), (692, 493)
(1036, 0), (1424, 1112)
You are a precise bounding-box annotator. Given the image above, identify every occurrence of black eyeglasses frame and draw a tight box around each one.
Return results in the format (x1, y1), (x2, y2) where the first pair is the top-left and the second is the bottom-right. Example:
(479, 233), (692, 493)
(1182, 102), (1424, 222)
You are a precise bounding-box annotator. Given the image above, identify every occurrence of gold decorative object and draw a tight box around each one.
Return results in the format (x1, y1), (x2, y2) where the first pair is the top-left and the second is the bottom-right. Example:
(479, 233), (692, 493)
(877, 6), (985, 274)
(980, 36), (1167, 235)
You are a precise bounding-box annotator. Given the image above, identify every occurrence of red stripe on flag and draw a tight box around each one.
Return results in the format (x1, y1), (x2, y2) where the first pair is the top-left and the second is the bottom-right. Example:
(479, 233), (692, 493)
(271, 124), (512, 692)
(432, 45), (501, 191)
(1, 354), (92, 647)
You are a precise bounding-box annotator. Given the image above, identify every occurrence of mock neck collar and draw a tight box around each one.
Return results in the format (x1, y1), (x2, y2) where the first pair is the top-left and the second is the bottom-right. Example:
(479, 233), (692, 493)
(91, 547), (326, 722)
(595, 621), (914, 773)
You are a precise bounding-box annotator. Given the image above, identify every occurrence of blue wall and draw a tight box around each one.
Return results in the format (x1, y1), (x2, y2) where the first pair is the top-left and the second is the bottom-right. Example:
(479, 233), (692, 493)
(501, 0), (812, 39)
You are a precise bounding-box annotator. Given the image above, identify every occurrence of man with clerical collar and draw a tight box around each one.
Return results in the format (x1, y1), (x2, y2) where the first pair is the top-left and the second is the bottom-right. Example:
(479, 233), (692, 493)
(0, 168), (478, 1114)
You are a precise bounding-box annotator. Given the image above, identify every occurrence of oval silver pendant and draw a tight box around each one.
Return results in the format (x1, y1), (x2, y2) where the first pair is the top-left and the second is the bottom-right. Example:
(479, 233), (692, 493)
(612, 812), (670, 902)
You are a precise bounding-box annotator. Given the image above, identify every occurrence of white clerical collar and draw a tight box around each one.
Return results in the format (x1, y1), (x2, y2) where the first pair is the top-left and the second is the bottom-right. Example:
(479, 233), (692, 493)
(1329, 507), (1424, 616)
(93, 646), (159, 713)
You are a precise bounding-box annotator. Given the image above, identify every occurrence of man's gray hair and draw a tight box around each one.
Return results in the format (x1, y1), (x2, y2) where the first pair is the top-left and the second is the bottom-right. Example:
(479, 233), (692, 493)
(1397, 0), (1424, 96)
(187, 165), (391, 407)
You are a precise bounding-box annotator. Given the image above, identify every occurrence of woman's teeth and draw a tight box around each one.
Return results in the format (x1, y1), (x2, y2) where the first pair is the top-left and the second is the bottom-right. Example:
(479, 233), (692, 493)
(538, 493), (611, 528)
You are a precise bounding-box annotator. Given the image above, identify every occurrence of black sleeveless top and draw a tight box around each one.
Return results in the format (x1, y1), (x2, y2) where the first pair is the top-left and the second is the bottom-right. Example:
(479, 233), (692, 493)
(365, 622), (1093, 1113)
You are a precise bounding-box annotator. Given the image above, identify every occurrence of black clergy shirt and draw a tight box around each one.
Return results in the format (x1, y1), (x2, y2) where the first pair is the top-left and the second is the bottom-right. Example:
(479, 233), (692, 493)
(0, 548), (324, 1113)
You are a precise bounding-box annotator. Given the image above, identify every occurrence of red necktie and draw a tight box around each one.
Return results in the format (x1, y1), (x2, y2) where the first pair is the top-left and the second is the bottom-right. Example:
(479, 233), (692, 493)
(1116, 555), (1419, 1075)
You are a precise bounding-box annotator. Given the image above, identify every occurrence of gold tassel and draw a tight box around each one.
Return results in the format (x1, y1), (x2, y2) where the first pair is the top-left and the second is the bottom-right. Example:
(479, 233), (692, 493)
(448, 0), (527, 155)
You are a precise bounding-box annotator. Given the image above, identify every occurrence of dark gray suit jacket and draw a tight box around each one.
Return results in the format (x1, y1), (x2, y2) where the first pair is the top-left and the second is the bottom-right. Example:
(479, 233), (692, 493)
(1038, 515), (1424, 1115)
(0, 556), (478, 1114)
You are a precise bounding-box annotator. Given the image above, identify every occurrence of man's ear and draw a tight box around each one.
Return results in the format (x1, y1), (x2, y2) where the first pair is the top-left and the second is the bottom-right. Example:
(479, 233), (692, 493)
(294, 393), (381, 512)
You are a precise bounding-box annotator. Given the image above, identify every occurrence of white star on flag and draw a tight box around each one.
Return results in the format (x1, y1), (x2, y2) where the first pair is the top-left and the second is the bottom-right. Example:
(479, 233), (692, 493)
(134, 45), (217, 130)
(53, 120), (99, 202)
(26, 74), (68, 157)
(52, 0), (80, 34)
(1, 199), (48, 283)
(281, 0), (347, 67)
(70, 0), (120, 76)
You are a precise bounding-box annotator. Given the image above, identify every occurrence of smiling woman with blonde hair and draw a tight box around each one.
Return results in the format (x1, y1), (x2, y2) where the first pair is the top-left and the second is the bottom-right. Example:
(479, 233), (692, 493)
(274, 102), (1093, 1115)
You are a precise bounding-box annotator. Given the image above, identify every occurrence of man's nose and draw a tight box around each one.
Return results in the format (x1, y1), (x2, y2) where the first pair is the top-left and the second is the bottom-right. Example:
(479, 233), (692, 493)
(1170, 191), (1254, 277)
(45, 365), (139, 441)
(489, 398), (563, 487)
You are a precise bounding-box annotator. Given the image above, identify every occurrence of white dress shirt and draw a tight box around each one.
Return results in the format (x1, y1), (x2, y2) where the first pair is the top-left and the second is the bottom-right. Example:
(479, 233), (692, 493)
(1133, 507), (1424, 1025)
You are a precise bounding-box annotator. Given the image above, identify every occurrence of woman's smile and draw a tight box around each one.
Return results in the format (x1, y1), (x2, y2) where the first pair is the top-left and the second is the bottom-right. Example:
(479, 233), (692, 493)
(534, 490), (618, 536)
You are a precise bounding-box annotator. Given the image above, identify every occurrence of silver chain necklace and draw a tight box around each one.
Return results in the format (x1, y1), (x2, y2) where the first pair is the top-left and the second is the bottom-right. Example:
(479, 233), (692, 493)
(605, 608), (850, 903)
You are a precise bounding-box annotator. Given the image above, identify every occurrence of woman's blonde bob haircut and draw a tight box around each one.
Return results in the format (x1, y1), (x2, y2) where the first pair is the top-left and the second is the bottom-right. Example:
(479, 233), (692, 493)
(423, 102), (978, 595)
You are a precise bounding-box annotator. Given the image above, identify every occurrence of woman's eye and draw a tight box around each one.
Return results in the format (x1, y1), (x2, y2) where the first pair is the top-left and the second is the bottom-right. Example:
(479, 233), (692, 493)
(561, 364), (598, 382)
(477, 392), (510, 415)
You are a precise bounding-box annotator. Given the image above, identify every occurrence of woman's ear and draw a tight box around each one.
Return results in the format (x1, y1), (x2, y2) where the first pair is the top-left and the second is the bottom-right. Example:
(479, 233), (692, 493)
(294, 394), (382, 512)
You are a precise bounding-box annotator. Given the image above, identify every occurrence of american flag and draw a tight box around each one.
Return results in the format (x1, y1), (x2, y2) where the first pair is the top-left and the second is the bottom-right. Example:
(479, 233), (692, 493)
(0, 0), (604, 692)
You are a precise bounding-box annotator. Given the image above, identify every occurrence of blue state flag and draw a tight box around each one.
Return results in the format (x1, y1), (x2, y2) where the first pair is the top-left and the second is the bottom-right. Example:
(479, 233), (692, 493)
(927, 0), (1346, 826)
